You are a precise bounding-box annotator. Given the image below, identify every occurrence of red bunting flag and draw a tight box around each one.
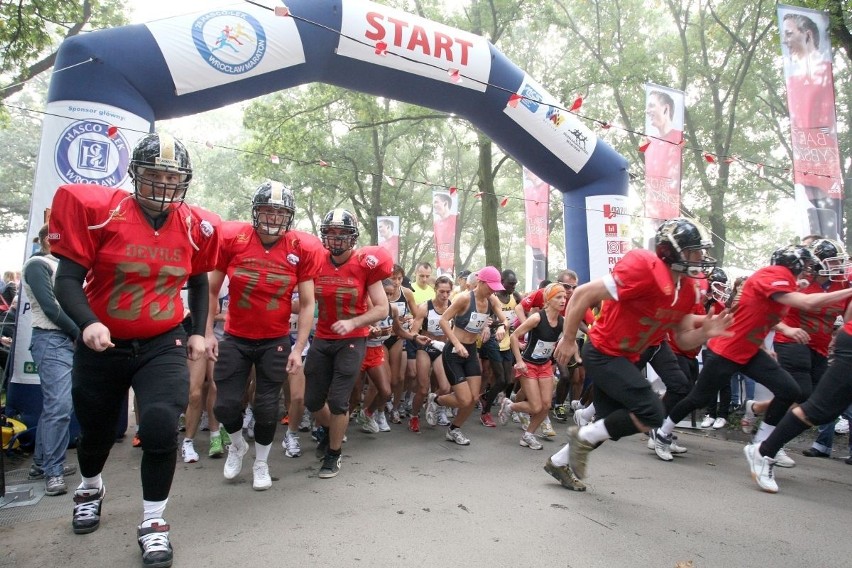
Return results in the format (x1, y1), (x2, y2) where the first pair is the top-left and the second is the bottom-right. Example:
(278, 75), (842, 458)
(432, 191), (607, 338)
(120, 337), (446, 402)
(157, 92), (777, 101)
(107, 126), (118, 138)
(448, 68), (461, 83)
(500, 197), (509, 207)
(274, 5), (290, 17)
(474, 192), (483, 198)
(638, 141), (651, 153)
(508, 93), (522, 108)
(723, 156), (736, 164)
(375, 41), (388, 56)
(319, 160), (329, 167)
(703, 153), (716, 163)
(449, 186), (457, 195)
(599, 121), (611, 130)
(569, 96), (583, 112)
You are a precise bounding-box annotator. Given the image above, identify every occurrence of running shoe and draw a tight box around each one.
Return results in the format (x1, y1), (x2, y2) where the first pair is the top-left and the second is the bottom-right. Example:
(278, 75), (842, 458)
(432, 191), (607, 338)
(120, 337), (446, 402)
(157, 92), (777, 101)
(408, 416), (421, 433)
(436, 408), (451, 427)
(282, 431), (302, 458)
(445, 428), (471, 446)
(544, 458), (586, 491)
(539, 417), (557, 438)
(669, 435), (688, 455)
(391, 410), (402, 424)
(743, 443), (778, 493)
(649, 429), (673, 461)
(208, 434), (224, 458)
(498, 398), (513, 426)
(375, 411), (391, 432)
(741, 400), (756, 434)
(29, 463), (77, 480)
(137, 517), (173, 567)
(319, 453), (341, 479)
(181, 439), (199, 464)
(72, 485), (105, 534)
(220, 428), (231, 448)
(520, 431), (543, 450)
(200, 411), (210, 431)
(252, 460), (272, 491)
(565, 426), (595, 480)
(835, 417), (850, 435)
(712, 417), (727, 429)
(701, 414), (715, 429)
(177, 413), (186, 432)
(774, 448), (796, 468)
(223, 441), (248, 479)
(480, 413), (497, 428)
(359, 410), (380, 433)
(299, 410), (312, 432)
(553, 405), (569, 422)
(45, 475), (68, 496)
(519, 413), (531, 431)
(425, 393), (438, 426)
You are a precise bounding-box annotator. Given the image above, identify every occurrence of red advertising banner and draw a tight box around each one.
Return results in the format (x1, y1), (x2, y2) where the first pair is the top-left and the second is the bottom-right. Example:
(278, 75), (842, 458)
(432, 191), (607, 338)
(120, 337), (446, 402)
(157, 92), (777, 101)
(523, 168), (550, 291)
(432, 190), (457, 275)
(643, 84), (684, 231)
(377, 215), (400, 264)
(778, 4), (845, 239)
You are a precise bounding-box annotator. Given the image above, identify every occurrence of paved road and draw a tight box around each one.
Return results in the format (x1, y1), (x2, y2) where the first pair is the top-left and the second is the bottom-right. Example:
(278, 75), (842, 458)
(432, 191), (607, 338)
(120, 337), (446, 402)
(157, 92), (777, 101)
(2, 419), (851, 567)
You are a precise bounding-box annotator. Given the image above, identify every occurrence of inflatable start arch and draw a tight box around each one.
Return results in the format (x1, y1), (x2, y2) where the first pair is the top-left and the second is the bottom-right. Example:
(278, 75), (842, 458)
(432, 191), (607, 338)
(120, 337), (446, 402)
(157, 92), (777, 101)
(10, 0), (628, 407)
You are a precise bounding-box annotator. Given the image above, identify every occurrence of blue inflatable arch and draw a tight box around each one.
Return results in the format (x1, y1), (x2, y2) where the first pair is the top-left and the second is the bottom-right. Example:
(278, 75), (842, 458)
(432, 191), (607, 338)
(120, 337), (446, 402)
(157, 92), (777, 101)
(42, 0), (627, 282)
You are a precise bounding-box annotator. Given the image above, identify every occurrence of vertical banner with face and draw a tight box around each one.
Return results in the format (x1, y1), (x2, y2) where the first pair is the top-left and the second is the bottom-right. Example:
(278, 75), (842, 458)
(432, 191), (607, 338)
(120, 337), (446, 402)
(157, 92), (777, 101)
(432, 190), (458, 276)
(377, 215), (400, 264)
(643, 84), (684, 239)
(585, 195), (631, 280)
(778, 4), (844, 240)
(523, 168), (550, 291)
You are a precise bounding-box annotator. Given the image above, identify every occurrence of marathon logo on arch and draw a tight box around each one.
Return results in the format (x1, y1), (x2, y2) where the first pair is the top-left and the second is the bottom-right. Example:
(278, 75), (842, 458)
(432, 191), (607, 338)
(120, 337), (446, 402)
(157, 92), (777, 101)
(55, 120), (130, 186)
(192, 11), (266, 76)
(603, 204), (627, 219)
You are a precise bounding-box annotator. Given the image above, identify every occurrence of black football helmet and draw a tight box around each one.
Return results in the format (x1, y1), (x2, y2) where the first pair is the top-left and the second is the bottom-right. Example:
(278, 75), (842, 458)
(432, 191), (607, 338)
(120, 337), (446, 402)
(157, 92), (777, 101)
(251, 181), (295, 236)
(707, 267), (731, 304)
(128, 133), (193, 212)
(809, 238), (850, 282)
(320, 208), (359, 256)
(770, 245), (814, 278)
(655, 218), (716, 278)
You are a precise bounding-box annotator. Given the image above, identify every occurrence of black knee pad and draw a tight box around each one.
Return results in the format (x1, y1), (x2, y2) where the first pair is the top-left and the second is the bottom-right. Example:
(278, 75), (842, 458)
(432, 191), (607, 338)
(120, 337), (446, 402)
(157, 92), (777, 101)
(139, 404), (181, 454)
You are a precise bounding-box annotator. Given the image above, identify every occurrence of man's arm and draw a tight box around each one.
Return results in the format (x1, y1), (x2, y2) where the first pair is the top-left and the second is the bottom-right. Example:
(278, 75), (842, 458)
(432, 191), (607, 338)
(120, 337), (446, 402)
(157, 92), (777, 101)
(23, 259), (78, 337)
(772, 287), (852, 311)
(553, 280), (612, 365)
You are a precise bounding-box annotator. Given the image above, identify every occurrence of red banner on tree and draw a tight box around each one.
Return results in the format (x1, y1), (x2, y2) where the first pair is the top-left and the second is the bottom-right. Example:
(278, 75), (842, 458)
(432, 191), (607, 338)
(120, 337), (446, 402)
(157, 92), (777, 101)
(432, 190), (457, 275)
(778, 4), (845, 240)
(523, 168), (549, 291)
(643, 84), (684, 234)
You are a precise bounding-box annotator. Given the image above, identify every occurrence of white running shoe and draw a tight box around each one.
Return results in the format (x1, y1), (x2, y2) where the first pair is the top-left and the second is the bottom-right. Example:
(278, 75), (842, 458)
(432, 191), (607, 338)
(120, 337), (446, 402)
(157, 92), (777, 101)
(519, 413), (531, 430)
(282, 431), (301, 458)
(199, 411), (210, 432)
(741, 400), (757, 433)
(375, 411), (391, 432)
(498, 398), (513, 425)
(700, 414), (715, 429)
(520, 431), (543, 450)
(669, 435), (688, 454)
(425, 393), (438, 426)
(569, 400), (584, 411)
(445, 428), (470, 446)
(744, 443), (778, 493)
(252, 460), (272, 491)
(359, 410), (380, 433)
(835, 417), (850, 435)
(774, 448), (796, 468)
(539, 417), (557, 439)
(299, 410), (312, 432)
(649, 429), (673, 461)
(436, 408), (451, 427)
(712, 417), (727, 429)
(224, 441), (248, 479)
(181, 439), (199, 463)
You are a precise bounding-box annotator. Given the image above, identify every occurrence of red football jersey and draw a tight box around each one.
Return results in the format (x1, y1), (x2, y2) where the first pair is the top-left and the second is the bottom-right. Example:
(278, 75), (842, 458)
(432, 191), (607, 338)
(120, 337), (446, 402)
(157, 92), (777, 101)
(590, 249), (700, 363)
(49, 184), (219, 339)
(314, 246), (393, 340)
(774, 279), (849, 356)
(217, 222), (324, 340)
(709, 265), (798, 364)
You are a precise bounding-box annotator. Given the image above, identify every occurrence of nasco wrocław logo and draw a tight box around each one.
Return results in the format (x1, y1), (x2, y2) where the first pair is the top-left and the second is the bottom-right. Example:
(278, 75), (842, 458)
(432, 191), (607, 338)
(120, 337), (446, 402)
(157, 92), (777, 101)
(193, 11), (266, 75)
(55, 120), (130, 186)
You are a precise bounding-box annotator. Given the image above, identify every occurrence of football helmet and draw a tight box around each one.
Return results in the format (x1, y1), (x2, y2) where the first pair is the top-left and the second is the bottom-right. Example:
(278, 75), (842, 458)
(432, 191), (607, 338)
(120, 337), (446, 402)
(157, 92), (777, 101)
(320, 208), (359, 256)
(770, 245), (814, 278)
(128, 133), (193, 212)
(251, 181), (295, 236)
(707, 267), (731, 304)
(809, 238), (850, 282)
(655, 218), (716, 278)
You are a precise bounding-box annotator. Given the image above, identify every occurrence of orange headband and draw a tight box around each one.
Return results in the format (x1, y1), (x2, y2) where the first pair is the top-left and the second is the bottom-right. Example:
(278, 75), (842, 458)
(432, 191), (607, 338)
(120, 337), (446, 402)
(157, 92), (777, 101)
(543, 283), (564, 303)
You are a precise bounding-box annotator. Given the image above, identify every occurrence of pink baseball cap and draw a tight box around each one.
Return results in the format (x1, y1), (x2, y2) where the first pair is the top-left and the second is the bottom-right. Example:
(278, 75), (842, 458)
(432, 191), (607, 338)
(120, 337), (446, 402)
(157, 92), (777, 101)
(476, 266), (505, 291)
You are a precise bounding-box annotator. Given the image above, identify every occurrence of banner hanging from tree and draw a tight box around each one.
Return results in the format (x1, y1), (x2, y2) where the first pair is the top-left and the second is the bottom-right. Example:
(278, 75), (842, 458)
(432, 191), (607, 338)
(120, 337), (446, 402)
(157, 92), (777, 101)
(432, 190), (458, 275)
(523, 168), (550, 291)
(643, 84), (684, 238)
(377, 215), (400, 263)
(778, 4), (845, 240)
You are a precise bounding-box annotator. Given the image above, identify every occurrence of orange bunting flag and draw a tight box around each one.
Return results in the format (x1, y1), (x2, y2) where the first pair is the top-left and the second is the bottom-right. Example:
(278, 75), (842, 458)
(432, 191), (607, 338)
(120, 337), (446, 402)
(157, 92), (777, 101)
(270, 155), (280, 164)
(703, 153), (716, 164)
(274, 5), (290, 17)
(500, 197), (509, 207)
(638, 141), (651, 153)
(723, 156), (736, 164)
(449, 186), (457, 195)
(508, 93), (522, 108)
(448, 68), (461, 83)
(569, 96), (583, 112)
(375, 41), (388, 56)
(107, 126), (118, 138)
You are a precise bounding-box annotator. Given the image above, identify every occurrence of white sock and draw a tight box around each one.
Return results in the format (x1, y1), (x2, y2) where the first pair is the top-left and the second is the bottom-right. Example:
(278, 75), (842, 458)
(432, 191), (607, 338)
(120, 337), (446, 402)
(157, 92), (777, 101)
(579, 404), (595, 421)
(229, 429), (246, 449)
(142, 498), (168, 521)
(752, 421), (774, 444)
(551, 443), (570, 467)
(210, 431), (221, 440)
(182, 437), (193, 445)
(658, 417), (676, 437)
(580, 419), (610, 445)
(255, 442), (272, 462)
(78, 474), (103, 491)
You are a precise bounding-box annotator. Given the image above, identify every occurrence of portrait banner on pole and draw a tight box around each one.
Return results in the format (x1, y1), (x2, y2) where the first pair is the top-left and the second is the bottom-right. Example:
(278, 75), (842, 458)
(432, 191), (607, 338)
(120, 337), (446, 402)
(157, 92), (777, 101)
(643, 84), (684, 239)
(778, 4), (845, 240)
(585, 195), (631, 281)
(523, 168), (550, 291)
(377, 215), (400, 264)
(432, 190), (458, 275)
